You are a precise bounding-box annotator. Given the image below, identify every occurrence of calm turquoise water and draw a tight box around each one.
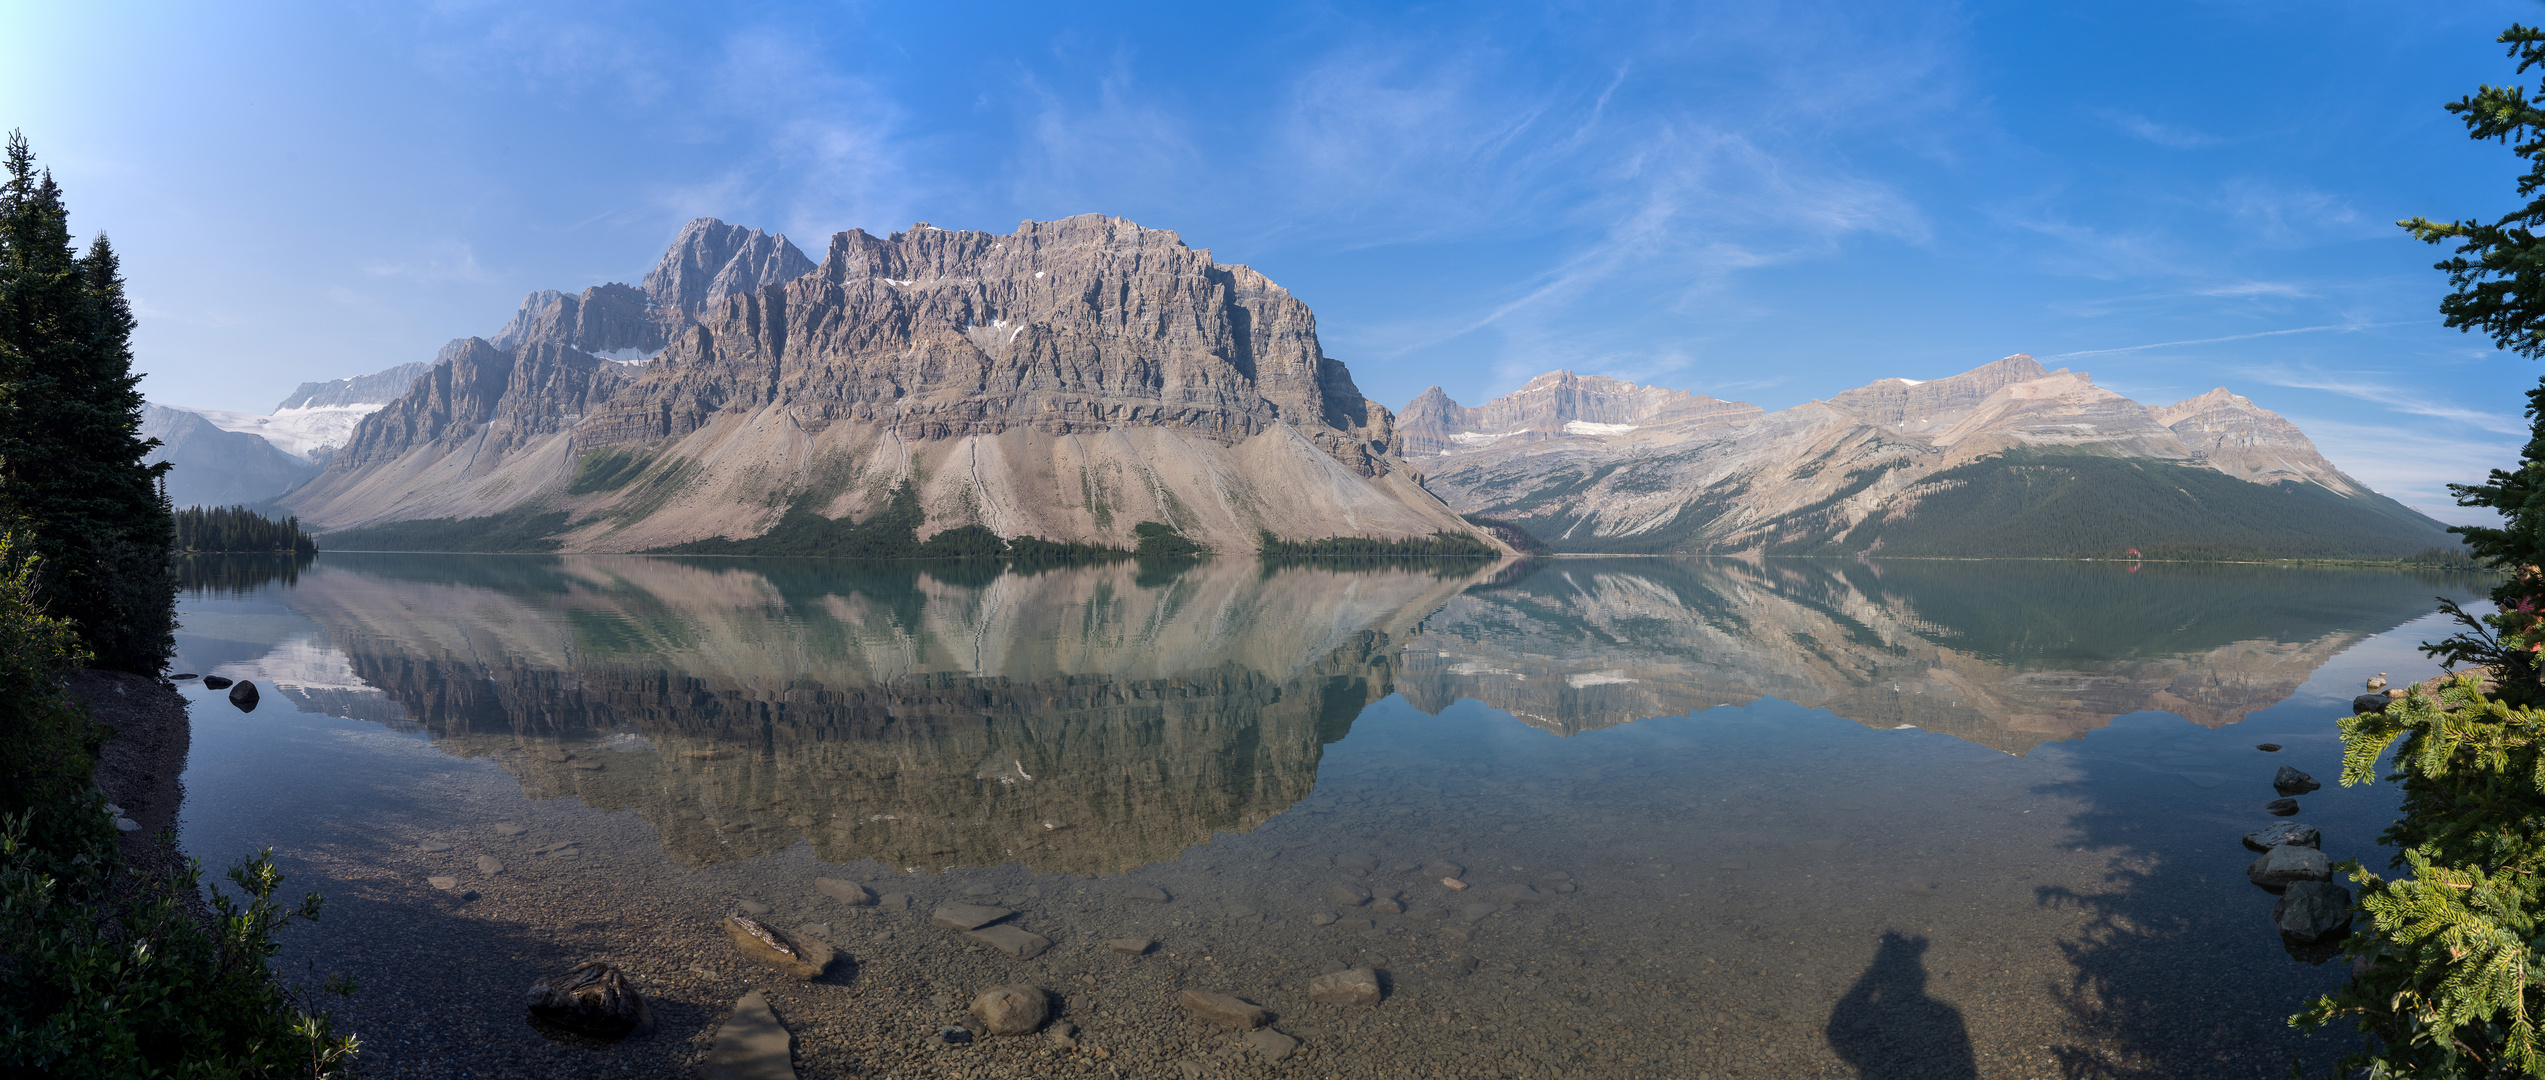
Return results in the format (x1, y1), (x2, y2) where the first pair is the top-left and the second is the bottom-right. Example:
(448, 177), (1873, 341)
(169, 554), (2485, 1078)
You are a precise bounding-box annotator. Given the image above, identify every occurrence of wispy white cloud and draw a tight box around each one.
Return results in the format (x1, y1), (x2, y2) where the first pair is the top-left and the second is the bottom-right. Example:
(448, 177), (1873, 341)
(360, 239), (492, 285)
(2198, 280), (2312, 299)
(2240, 363), (2526, 436)
(2100, 110), (2220, 149)
(2046, 322), (2407, 360)
(2281, 413), (2518, 526)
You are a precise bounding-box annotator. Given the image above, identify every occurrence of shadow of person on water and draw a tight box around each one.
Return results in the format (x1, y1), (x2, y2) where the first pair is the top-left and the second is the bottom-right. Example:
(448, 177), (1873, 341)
(1827, 931), (1977, 1080)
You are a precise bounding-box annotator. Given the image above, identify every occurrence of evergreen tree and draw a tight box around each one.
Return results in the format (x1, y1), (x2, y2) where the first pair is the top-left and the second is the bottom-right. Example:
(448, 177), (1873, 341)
(2296, 24), (2545, 1078)
(0, 132), (174, 671)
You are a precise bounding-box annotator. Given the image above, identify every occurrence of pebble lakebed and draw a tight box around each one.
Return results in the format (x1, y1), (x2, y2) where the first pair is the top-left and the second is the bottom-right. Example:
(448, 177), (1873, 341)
(188, 697), (2374, 1080)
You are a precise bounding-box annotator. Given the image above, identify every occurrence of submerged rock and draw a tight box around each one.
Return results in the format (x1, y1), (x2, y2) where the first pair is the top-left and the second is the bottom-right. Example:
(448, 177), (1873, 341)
(1178, 990), (1266, 1030)
(525, 960), (645, 1038)
(815, 877), (875, 906)
(2242, 822), (2321, 853)
(2272, 766), (2321, 796)
(725, 914), (835, 979)
(1307, 967), (1383, 1007)
(2264, 798), (2301, 817)
(970, 984), (1049, 1035)
(962, 924), (1052, 959)
(701, 990), (796, 1080)
(1244, 1027), (1301, 1061)
(929, 904), (1012, 931)
(2247, 845), (2334, 892)
(2275, 880), (2354, 945)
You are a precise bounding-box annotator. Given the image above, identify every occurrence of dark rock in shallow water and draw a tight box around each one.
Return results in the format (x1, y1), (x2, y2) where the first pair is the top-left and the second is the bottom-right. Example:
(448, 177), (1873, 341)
(227, 680), (259, 712)
(170, 673), (196, 681)
(201, 675), (231, 689)
(525, 960), (646, 1038)
(2242, 821), (2321, 853)
(2256, 743), (2281, 752)
(2272, 766), (2320, 796)
(2353, 693), (2391, 714)
(2275, 880), (2353, 946)
(2264, 798), (2301, 816)
(2248, 845), (2334, 892)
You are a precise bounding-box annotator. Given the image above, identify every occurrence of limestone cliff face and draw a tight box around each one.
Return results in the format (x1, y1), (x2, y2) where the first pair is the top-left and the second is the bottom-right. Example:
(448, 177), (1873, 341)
(291, 216), (1484, 555)
(2155, 387), (2369, 497)
(322, 338), (631, 483)
(263, 556), (1466, 873)
(1414, 355), (2446, 555)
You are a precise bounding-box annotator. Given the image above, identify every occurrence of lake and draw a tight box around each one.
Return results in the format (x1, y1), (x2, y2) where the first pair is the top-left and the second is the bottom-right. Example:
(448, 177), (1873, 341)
(169, 553), (2484, 1079)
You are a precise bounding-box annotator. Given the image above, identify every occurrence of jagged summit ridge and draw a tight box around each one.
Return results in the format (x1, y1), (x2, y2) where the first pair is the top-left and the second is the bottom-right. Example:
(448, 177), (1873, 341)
(1398, 370), (1762, 456)
(2155, 387), (2366, 497)
(642, 218), (818, 314)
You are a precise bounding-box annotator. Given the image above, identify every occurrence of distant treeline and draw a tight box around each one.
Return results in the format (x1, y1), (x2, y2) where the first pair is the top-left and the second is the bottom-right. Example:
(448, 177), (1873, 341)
(661, 482), (1131, 563)
(178, 552), (315, 596)
(173, 505), (315, 555)
(1254, 529), (1498, 559)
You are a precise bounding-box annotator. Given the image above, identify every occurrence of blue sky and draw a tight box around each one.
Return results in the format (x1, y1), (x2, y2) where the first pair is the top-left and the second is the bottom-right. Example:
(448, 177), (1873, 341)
(3, 1), (2537, 522)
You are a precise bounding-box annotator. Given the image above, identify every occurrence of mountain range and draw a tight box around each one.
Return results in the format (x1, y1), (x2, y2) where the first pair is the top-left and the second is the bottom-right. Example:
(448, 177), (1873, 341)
(147, 214), (2454, 559)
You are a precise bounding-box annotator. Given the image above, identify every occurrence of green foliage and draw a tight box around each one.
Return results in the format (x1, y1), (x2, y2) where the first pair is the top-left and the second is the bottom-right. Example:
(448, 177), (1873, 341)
(0, 536), (97, 837)
(320, 504), (571, 553)
(0, 132), (176, 673)
(1253, 529), (1496, 559)
(2300, 674), (2545, 1076)
(176, 554), (314, 598)
(1823, 452), (2453, 560)
(0, 531), (355, 1076)
(663, 481), (1132, 565)
(914, 524), (1008, 560)
(660, 481), (927, 559)
(2296, 25), (2545, 1078)
(1462, 514), (1550, 557)
(565, 447), (654, 496)
(1132, 521), (1209, 561)
(172, 505), (316, 555)
(0, 815), (359, 1078)
(1005, 534), (1130, 566)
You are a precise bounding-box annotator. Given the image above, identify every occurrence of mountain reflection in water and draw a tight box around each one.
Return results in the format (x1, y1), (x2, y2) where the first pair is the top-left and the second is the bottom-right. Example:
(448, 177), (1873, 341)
(210, 553), (2460, 872)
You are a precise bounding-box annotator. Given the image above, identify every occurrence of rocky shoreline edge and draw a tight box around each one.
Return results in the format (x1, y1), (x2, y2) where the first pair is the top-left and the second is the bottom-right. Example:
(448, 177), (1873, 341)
(68, 669), (206, 923)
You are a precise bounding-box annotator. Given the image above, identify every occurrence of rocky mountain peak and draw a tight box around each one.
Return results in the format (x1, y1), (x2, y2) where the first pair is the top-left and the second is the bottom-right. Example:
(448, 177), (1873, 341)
(1823, 354), (2051, 429)
(2155, 387), (2367, 496)
(642, 218), (817, 315)
(1396, 371), (1761, 456)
